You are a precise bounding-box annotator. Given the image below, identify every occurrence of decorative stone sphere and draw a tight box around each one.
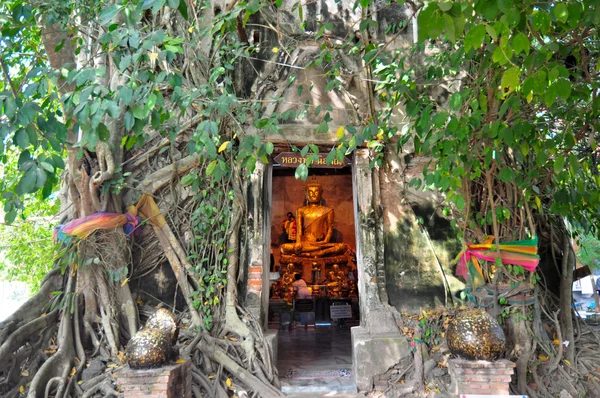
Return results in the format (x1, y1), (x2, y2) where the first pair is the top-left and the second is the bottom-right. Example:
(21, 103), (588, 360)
(125, 328), (173, 369)
(146, 308), (178, 343)
(447, 308), (505, 360)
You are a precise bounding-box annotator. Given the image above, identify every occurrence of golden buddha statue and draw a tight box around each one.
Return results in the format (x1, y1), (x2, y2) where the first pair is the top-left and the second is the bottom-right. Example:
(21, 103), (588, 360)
(280, 263), (297, 304)
(280, 179), (347, 258)
(326, 264), (348, 297)
(281, 263), (297, 287)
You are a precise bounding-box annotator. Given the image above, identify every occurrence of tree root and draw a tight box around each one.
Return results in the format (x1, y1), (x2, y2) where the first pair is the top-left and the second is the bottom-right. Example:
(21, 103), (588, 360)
(197, 339), (284, 397)
(80, 380), (118, 398)
(0, 269), (62, 344)
(44, 376), (65, 398)
(0, 309), (58, 370)
(153, 225), (203, 327)
(27, 275), (76, 398)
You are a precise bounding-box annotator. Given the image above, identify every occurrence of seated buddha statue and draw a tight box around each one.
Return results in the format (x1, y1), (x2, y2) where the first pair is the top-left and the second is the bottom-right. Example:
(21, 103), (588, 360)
(281, 263), (297, 288)
(326, 264), (348, 297)
(280, 179), (347, 258)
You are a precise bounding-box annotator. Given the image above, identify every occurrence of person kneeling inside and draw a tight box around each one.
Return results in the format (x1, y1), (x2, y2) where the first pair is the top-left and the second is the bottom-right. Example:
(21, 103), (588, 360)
(293, 274), (312, 299)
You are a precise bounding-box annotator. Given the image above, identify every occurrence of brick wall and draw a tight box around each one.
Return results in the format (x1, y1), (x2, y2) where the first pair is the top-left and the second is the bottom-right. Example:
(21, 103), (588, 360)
(113, 361), (191, 398)
(447, 359), (515, 396)
(247, 263), (263, 294)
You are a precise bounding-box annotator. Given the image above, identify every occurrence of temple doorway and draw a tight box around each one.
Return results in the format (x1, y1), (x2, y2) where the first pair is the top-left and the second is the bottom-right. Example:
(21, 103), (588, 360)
(267, 165), (359, 393)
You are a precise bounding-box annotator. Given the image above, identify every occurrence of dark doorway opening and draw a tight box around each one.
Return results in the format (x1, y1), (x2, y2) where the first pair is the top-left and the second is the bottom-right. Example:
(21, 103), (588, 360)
(266, 166), (359, 393)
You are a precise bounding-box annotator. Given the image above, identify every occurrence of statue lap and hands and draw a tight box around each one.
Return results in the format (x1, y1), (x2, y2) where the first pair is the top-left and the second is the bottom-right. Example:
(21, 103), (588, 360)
(280, 179), (346, 258)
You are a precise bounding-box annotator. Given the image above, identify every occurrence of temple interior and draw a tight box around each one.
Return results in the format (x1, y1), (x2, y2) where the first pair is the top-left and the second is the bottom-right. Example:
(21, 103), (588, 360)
(268, 167), (358, 392)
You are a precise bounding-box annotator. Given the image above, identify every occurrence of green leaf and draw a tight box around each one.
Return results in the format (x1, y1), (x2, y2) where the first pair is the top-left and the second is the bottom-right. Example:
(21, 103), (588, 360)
(40, 162), (54, 173)
(124, 111), (134, 130)
(532, 10), (550, 34)
(438, 2), (452, 12)
(480, 1), (498, 20)
(4, 209), (17, 224)
(498, 167), (514, 182)
(502, 8), (521, 28)
(433, 113), (447, 128)
(264, 142), (274, 155)
(142, 0), (156, 10)
(497, 0), (513, 13)
(455, 195), (465, 211)
(553, 3), (568, 24)
(300, 145), (309, 157)
(501, 67), (520, 93)
(485, 24), (497, 41)
(246, 155), (257, 173)
(17, 169), (37, 194)
(295, 163), (308, 181)
(555, 79), (571, 100)
(99, 4), (122, 26)
(512, 33), (530, 55)
(464, 24), (486, 52)
(119, 86), (133, 105)
(326, 150), (336, 165)
(554, 156), (565, 175)
(364, 49), (378, 64)
(567, 3), (582, 27)
(177, 0), (189, 19)
(132, 105), (148, 119)
(544, 83), (558, 107)
(449, 92), (462, 111)
(14, 129), (30, 149)
(417, 4), (436, 42)
(443, 14), (456, 42)
(206, 160), (217, 176)
(35, 167), (47, 189)
(167, 0), (179, 9)
(3, 97), (17, 118)
(492, 42), (512, 65)
(520, 142), (529, 157)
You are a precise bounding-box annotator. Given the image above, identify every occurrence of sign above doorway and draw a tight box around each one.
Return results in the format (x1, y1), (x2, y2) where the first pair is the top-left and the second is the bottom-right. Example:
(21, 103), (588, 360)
(273, 152), (349, 168)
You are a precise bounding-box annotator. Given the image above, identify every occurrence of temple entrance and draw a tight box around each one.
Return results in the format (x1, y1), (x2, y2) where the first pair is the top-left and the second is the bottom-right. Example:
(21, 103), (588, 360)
(267, 166), (359, 393)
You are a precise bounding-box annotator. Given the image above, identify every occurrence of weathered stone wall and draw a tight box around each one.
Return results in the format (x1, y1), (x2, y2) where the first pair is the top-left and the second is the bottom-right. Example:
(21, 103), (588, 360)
(380, 149), (464, 313)
(270, 170), (355, 269)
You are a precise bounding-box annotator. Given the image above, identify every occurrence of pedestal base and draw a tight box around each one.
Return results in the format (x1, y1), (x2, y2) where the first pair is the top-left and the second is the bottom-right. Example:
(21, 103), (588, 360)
(351, 326), (410, 392)
(114, 361), (191, 398)
(447, 359), (515, 396)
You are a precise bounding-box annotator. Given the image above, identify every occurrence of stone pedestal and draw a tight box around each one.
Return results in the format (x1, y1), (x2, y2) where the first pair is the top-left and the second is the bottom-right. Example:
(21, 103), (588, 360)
(447, 359), (515, 396)
(351, 326), (410, 391)
(114, 361), (191, 398)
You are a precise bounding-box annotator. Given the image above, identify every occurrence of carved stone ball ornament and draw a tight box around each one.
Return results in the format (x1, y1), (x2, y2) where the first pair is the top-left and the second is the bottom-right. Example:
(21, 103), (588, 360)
(125, 328), (173, 369)
(146, 308), (179, 344)
(447, 308), (506, 360)
(125, 309), (179, 369)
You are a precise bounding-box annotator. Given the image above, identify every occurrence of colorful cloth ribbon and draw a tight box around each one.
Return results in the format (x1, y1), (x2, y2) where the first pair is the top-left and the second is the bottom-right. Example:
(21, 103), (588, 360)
(54, 212), (140, 243)
(454, 236), (540, 285)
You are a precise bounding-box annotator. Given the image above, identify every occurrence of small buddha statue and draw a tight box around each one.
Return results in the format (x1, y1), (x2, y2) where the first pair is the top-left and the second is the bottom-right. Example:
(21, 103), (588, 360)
(281, 263), (297, 287)
(326, 264), (347, 297)
(280, 179), (347, 258)
(280, 263), (297, 304)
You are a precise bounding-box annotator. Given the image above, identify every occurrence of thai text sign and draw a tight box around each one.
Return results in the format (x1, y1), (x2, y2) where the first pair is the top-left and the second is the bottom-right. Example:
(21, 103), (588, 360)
(330, 304), (352, 319)
(273, 152), (349, 168)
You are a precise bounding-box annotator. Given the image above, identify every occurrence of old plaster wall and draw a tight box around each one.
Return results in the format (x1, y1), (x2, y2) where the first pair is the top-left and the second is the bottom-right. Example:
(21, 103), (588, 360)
(380, 149), (464, 313)
(270, 170), (355, 269)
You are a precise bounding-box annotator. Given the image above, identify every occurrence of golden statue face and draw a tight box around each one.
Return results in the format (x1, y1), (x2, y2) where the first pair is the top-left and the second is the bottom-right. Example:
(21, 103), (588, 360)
(332, 264), (339, 272)
(306, 186), (322, 204)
